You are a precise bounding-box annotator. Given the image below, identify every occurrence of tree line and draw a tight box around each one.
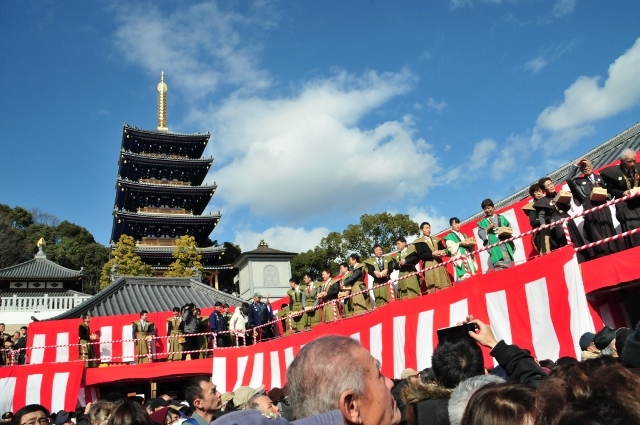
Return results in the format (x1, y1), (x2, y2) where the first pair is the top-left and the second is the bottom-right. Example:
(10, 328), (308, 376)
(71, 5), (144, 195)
(290, 212), (419, 278)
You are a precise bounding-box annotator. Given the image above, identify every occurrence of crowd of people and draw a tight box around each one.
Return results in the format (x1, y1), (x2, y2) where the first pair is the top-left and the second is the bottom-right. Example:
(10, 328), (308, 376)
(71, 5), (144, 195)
(10, 317), (640, 425)
(0, 323), (27, 365)
(523, 148), (640, 262)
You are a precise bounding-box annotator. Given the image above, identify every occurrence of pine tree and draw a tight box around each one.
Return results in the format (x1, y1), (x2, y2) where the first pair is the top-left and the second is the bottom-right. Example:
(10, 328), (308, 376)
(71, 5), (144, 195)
(99, 235), (153, 289)
(164, 235), (204, 278)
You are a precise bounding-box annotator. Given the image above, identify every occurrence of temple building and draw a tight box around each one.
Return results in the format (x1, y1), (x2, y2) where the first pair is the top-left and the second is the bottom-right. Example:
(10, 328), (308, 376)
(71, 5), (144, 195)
(0, 238), (91, 325)
(232, 239), (297, 300)
(110, 73), (224, 273)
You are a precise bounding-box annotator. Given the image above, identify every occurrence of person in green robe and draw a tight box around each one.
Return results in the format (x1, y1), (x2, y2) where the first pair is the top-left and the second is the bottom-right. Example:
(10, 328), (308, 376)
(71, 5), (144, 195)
(166, 307), (183, 362)
(79, 314), (99, 367)
(443, 217), (478, 282)
(394, 236), (421, 299)
(342, 254), (372, 315)
(477, 198), (515, 270)
(365, 245), (394, 307)
(301, 273), (320, 328)
(287, 277), (306, 332)
(132, 310), (155, 364)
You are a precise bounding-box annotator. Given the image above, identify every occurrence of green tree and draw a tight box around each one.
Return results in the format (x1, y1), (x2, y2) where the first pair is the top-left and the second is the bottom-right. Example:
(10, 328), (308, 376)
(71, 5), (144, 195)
(99, 235), (153, 288)
(164, 235), (204, 278)
(9, 207), (34, 230)
(0, 217), (31, 268)
(290, 212), (419, 278)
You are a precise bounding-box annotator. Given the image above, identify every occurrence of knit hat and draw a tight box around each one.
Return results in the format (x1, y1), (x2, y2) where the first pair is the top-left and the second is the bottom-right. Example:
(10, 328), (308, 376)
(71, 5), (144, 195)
(232, 385), (265, 409)
(622, 321), (640, 368)
(579, 332), (595, 351)
(213, 409), (343, 425)
(149, 407), (170, 425)
(400, 368), (419, 380)
(594, 326), (616, 350)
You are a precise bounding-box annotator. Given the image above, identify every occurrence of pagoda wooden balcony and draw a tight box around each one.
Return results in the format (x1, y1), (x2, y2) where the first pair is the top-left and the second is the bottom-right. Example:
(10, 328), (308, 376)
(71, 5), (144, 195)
(138, 237), (177, 246)
(141, 151), (189, 160)
(139, 178), (191, 186)
(137, 207), (192, 215)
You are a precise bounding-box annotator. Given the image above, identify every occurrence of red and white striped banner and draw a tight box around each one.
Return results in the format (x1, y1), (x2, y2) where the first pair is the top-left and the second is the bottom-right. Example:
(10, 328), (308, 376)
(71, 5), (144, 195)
(207, 247), (594, 392)
(0, 362), (84, 413)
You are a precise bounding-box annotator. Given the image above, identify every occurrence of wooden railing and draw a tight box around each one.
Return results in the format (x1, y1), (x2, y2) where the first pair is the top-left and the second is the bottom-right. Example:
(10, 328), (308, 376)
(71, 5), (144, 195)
(139, 178), (190, 186)
(140, 152), (189, 159)
(139, 237), (177, 246)
(0, 294), (91, 311)
(137, 207), (192, 215)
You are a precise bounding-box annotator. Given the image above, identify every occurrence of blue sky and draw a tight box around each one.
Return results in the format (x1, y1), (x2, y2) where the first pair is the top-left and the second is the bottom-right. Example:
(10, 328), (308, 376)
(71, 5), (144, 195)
(2, 0), (640, 254)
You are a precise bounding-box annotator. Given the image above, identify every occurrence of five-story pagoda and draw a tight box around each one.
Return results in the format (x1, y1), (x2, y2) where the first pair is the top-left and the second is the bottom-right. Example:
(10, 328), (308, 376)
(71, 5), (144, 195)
(110, 73), (224, 272)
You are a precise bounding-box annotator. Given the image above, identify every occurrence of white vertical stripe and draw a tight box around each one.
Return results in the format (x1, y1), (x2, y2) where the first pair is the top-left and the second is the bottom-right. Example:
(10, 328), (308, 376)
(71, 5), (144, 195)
(564, 257), (595, 357)
(284, 347), (295, 369)
(51, 372), (70, 412)
(77, 387), (87, 408)
(31, 334), (46, 364)
(472, 227), (492, 274)
(26, 373), (43, 405)
(350, 332), (361, 342)
(370, 324), (383, 366)
(56, 333), (69, 363)
(100, 326), (113, 362)
(122, 325), (134, 362)
(393, 316), (406, 379)
(525, 278), (560, 360)
(599, 304), (614, 328)
(486, 290), (512, 367)
(486, 290), (512, 345)
(449, 299), (468, 326)
(502, 209), (526, 265)
(212, 357), (227, 393)
(0, 377), (17, 413)
(270, 351), (281, 389)
(234, 356), (249, 390)
(416, 310), (434, 370)
(249, 353), (264, 388)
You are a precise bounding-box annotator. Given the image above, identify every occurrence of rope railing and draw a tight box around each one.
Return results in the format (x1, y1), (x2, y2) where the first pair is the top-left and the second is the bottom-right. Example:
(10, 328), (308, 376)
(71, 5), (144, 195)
(3, 190), (638, 366)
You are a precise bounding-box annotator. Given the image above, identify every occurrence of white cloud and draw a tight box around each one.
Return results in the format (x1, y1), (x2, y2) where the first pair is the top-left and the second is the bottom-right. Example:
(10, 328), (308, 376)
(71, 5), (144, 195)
(450, 0), (473, 9)
(407, 206), (450, 234)
(469, 138), (497, 172)
(525, 57), (548, 74)
(534, 37), (640, 150)
(112, 2), (273, 98)
(524, 39), (579, 75)
(552, 0), (577, 18)
(233, 226), (329, 253)
(427, 98), (448, 112)
(199, 69), (440, 218)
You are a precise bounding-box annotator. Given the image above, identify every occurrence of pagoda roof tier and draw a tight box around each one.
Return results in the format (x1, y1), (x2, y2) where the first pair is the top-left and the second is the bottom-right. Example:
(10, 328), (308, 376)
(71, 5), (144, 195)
(134, 246), (225, 267)
(111, 209), (221, 245)
(122, 124), (210, 158)
(114, 178), (217, 215)
(0, 251), (83, 281)
(118, 149), (213, 185)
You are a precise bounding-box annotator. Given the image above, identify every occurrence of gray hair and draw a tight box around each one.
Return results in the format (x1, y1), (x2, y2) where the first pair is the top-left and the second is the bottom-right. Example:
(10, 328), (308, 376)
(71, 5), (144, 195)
(88, 401), (116, 425)
(245, 395), (264, 411)
(448, 374), (505, 425)
(287, 335), (367, 420)
(620, 148), (636, 160)
(600, 338), (617, 357)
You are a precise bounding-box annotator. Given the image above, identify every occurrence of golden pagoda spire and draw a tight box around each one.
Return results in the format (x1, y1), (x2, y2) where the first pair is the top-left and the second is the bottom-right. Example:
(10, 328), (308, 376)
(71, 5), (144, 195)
(157, 72), (168, 131)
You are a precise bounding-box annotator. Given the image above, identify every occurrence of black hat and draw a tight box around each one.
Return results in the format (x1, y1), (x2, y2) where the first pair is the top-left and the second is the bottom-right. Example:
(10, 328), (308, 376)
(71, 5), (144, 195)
(579, 332), (595, 351)
(54, 411), (72, 425)
(594, 326), (616, 350)
(2, 413), (13, 420)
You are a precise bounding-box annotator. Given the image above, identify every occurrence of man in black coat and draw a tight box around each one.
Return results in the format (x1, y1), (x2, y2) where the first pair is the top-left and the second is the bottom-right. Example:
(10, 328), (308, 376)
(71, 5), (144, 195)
(600, 148), (640, 248)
